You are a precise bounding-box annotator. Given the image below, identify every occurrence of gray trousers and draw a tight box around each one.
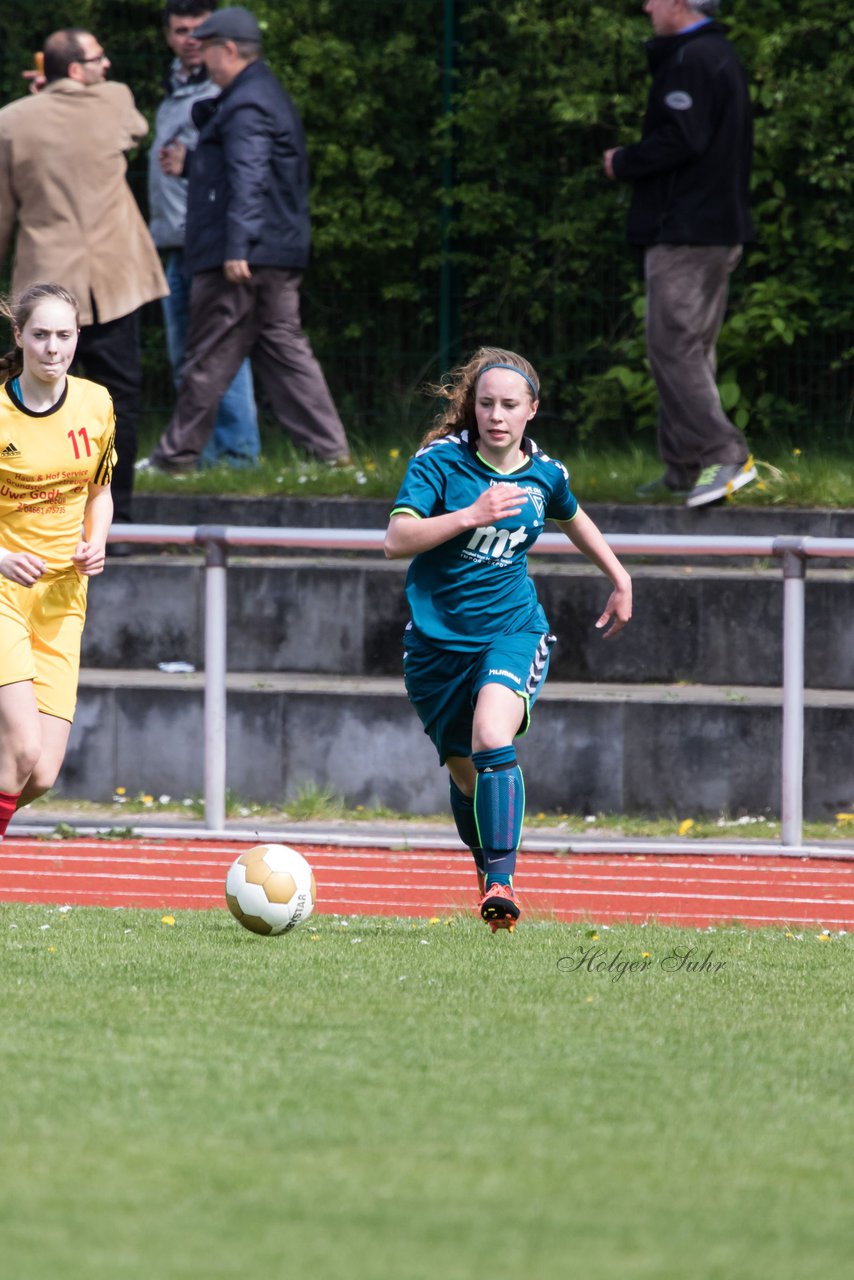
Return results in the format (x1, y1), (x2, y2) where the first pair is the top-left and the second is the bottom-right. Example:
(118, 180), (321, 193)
(645, 244), (749, 487)
(153, 267), (349, 467)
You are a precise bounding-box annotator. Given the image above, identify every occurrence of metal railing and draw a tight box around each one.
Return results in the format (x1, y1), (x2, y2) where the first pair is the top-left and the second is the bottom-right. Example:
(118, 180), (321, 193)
(107, 524), (854, 846)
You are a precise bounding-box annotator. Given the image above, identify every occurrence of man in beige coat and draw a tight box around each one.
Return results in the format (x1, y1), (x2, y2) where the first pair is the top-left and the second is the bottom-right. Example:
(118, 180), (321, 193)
(0, 28), (168, 530)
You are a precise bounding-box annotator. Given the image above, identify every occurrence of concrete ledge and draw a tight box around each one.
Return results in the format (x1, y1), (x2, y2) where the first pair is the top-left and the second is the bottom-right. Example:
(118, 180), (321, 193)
(132, 493), (854, 542)
(59, 670), (854, 821)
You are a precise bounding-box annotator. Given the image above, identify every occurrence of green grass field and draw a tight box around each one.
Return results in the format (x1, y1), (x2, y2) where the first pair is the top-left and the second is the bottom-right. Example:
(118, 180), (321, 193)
(2, 903), (850, 1279)
(133, 426), (854, 510)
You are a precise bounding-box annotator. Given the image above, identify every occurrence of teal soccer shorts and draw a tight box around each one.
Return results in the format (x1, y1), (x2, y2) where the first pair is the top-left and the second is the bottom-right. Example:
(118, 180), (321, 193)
(402, 629), (555, 763)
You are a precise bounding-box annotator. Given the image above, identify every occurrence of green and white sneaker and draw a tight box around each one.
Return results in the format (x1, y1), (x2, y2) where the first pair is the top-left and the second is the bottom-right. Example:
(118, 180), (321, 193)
(685, 456), (757, 508)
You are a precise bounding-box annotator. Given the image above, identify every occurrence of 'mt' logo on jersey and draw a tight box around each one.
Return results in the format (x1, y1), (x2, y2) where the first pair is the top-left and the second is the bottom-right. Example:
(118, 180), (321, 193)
(464, 524), (528, 561)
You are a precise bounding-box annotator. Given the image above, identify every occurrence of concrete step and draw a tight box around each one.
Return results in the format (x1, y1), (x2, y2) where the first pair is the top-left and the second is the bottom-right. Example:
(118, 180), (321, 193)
(84, 556), (854, 689)
(130, 493), (854, 545)
(62, 669), (854, 822)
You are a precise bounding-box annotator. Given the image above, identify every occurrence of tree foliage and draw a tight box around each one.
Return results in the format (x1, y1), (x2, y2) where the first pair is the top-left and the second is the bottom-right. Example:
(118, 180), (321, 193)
(0, 1), (850, 442)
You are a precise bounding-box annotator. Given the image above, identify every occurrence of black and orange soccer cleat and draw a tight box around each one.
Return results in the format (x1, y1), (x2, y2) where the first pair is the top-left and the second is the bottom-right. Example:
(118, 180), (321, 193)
(478, 882), (520, 934)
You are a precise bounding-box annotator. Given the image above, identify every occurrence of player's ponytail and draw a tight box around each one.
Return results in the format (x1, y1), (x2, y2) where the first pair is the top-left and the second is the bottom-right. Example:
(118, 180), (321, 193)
(0, 344), (23, 385)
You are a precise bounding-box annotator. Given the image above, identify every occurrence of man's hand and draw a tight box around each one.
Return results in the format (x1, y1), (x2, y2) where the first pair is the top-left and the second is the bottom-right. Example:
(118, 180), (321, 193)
(22, 70), (46, 95)
(224, 259), (252, 283)
(602, 147), (620, 180)
(159, 141), (187, 175)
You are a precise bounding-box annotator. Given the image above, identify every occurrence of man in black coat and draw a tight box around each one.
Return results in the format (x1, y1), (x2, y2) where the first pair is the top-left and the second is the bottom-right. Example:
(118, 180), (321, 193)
(145, 6), (350, 472)
(604, 0), (756, 508)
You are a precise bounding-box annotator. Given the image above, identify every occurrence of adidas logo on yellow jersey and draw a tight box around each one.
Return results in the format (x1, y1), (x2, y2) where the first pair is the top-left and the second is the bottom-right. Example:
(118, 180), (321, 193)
(1, 441), (22, 458)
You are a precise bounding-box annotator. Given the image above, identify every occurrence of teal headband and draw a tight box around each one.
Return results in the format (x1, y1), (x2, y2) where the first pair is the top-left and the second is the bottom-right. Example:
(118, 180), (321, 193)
(477, 362), (539, 399)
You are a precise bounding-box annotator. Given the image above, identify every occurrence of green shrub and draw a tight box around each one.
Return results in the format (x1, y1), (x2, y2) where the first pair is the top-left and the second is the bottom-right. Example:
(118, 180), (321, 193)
(0, 1), (851, 443)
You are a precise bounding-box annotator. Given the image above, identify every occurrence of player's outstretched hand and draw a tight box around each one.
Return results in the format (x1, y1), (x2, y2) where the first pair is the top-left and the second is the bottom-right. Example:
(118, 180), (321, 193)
(469, 483), (527, 526)
(595, 581), (632, 639)
(72, 540), (107, 577)
(0, 551), (46, 586)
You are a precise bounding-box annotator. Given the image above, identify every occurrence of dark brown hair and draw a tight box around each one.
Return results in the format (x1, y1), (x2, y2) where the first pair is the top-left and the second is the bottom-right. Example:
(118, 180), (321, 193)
(43, 29), (92, 82)
(420, 346), (540, 446)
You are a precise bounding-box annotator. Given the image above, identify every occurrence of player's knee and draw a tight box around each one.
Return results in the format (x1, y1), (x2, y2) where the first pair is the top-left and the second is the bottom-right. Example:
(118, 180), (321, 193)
(20, 756), (62, 803)
(3, 736), (42, 790)
(472, 722), (518, 753)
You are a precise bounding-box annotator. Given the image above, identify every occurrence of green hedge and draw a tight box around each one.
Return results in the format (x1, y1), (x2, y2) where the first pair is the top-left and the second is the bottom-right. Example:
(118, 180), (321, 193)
(0, 1), (851, 443)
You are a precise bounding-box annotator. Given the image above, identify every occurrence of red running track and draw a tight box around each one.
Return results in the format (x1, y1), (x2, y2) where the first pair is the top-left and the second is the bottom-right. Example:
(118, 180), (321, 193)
(1, 837), (853, 928)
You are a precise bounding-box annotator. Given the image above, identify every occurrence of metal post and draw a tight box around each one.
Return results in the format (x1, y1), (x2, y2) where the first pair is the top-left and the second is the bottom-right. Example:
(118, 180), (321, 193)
(780, 547), (806, 846)
(438, 0), (456, 369)
(199, 530), (228, 833)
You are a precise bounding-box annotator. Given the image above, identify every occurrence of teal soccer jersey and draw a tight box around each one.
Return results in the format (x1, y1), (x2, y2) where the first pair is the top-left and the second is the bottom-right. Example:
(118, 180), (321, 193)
(390, 430), (578, 650)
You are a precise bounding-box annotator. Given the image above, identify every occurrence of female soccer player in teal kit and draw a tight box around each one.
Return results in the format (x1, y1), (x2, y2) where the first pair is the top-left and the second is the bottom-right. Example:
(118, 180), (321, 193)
(384, 347), (632, 932)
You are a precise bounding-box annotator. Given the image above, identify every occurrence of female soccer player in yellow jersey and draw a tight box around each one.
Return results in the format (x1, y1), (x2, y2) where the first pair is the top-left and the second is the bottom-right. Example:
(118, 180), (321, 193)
(0, 283), (116, 838)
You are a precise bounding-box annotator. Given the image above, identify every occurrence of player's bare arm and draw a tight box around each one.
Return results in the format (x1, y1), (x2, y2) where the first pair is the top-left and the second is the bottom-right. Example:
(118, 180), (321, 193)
(557, 507), (632, 638)
(72, 482), (113, 576)
(384, 484), (526, 560)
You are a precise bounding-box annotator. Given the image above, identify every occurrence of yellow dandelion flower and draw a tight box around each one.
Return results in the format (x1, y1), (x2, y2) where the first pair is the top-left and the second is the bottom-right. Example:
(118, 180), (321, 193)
(678, 818), (695, 836)
(142, 794), (154, 804)
(161, 915), (176, 926)
(642, 951), (651, 959)
(585, 995), (595, 1003)
(834, 812), (854, 825)
(47, 946), (57, 953)
(428, 917), (441, 925)
(115, 787), (126, 796)
(388, 448), (400, 459)
(792, 448), (802, 456)
(817, 932), (831, 942)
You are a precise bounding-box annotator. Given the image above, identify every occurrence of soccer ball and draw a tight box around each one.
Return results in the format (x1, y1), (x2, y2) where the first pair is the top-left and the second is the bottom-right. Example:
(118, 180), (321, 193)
(225, 844), (317, 936)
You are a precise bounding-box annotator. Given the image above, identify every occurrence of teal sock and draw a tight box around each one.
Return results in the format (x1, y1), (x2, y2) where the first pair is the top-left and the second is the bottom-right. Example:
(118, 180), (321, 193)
(449, 777), (483, 875)
(472, 747), (524, 888)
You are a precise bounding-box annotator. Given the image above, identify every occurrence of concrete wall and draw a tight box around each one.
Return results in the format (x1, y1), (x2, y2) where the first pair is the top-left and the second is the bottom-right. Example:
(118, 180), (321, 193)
(57, 498), (854, 821)
(60, 673), (854, 821)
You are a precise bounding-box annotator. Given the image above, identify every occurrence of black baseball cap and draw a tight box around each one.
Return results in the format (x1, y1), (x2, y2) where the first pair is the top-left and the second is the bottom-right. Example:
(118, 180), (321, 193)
(192, 6), (261, 42)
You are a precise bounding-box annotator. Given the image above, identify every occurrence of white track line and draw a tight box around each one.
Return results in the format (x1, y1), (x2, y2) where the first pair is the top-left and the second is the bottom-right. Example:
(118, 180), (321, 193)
(6, 843), (854, 877)
(6, 840), (854, 876)
(4, 867), (851, 910)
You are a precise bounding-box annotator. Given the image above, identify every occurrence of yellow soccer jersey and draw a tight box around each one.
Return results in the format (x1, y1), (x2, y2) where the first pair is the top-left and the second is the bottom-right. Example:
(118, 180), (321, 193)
(0, 375), (116, 573)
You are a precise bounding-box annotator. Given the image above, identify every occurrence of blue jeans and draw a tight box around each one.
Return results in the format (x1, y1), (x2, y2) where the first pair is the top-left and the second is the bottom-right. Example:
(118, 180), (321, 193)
(163, 251), (260, 466)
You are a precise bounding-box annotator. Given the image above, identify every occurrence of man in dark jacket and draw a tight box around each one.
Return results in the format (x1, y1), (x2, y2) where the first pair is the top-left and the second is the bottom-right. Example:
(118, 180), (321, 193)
(603, 0), (756, 508)
(148, 0), (260, 469)
(144, 5), (350, 472)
